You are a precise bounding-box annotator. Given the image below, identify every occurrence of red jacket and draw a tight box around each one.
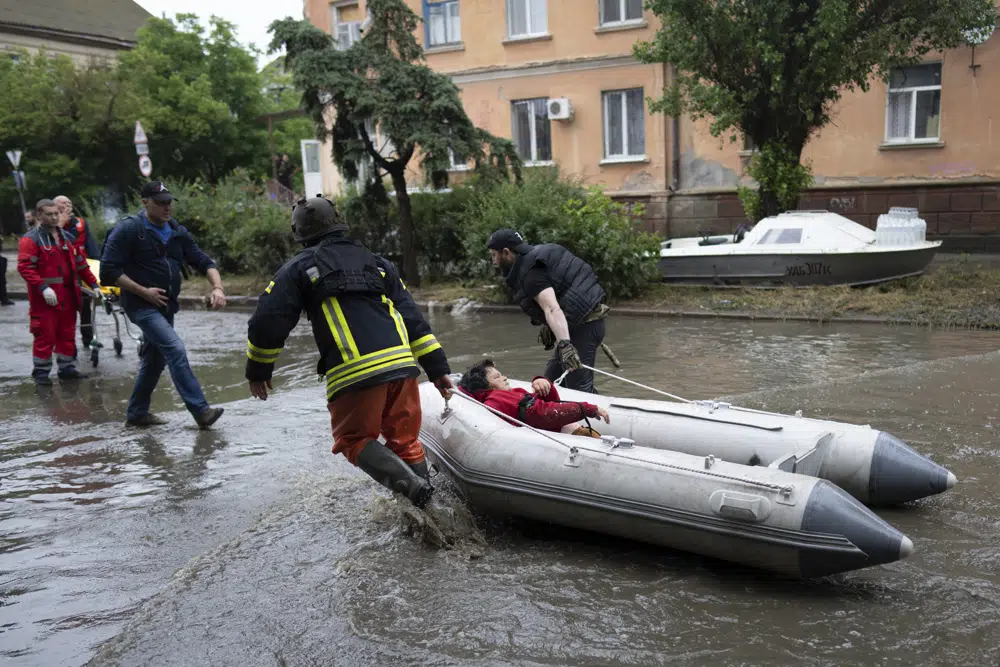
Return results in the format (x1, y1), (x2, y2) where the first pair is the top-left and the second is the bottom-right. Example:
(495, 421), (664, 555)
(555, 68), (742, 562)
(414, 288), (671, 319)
(461, 377), (600, 432)
(18, 226), (99, 312)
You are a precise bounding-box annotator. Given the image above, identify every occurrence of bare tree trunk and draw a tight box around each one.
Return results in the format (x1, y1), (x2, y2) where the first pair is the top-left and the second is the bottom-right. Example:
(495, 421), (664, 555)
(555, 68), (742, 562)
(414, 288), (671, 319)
(390, 169), (420, 286)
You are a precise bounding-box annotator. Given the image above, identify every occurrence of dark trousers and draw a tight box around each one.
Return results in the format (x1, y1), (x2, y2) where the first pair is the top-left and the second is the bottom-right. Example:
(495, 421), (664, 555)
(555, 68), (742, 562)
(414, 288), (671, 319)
(0, 254), (10, 303)
(79, 294), (93, 348)
(543, 318), (606, 394)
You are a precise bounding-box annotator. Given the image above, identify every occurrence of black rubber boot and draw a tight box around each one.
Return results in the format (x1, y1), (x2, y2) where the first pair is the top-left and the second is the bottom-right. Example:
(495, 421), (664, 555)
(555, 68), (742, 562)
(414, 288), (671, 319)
(356, 440), (434, 508)
(408, 460), (431, 482)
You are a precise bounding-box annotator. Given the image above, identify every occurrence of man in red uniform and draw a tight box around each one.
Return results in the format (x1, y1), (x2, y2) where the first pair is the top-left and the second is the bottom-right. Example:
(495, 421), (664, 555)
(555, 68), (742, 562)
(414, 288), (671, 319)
(17, 199), (101, 385)
(55, 195), (101, 352)
(458, 359), (609, 433)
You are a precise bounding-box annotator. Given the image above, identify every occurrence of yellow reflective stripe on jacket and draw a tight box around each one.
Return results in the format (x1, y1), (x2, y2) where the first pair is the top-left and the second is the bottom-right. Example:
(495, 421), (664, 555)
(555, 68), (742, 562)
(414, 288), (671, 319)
(264, 281), (275, 294)
(324, 344), (412, 385)
(247, 340), (282, 364)
(381, 295), (408, 347)
(321, 297), (354, 362)
(326, 355), (418, 399)
(410, 334), (441, 359)
(330, 297), (360, 357)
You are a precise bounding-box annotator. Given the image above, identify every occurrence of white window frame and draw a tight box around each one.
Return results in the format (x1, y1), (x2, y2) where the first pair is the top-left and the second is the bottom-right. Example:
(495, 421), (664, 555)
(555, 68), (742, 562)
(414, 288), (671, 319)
(884, 63), (942, 145)
(331, 2), (363, 51)
(448, 148), (469, 171)
(599, 0), (644, 27)
(511, 98), (553, 166)
(602, 88), (646, 162)
(426, 0), (462, 47)
(506, 0), (548, 39)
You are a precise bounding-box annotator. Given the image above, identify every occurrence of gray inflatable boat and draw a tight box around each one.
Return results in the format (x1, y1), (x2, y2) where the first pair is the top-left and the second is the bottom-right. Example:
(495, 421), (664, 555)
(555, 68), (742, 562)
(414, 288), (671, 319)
(538, 381), (956, 507)
(418, 380), (913, 578)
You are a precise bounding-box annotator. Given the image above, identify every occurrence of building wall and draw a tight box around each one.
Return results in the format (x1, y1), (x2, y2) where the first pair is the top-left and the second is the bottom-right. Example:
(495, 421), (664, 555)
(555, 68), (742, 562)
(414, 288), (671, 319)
(0, 31), (124, 65)
(680, 38), (1000, 192)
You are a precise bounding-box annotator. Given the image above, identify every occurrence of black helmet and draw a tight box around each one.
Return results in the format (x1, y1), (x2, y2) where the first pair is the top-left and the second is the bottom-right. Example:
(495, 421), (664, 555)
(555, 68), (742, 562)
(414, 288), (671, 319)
(291, 195), (346, 243)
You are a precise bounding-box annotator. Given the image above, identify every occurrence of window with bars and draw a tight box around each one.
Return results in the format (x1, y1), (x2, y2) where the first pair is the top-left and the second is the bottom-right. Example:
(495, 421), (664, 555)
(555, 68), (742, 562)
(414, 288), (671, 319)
(426, 0), (461, 46)
(507, 0), (547, 39)
(885, 63), (941, 143)
(511, 98), (552, 164)
(600, 0), (643, 25)
(602, 89), (646, 160)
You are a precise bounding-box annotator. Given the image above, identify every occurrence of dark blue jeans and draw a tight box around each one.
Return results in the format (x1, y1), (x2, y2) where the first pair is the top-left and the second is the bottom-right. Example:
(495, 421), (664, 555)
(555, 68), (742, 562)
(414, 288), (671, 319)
(126, 308), (209, 420)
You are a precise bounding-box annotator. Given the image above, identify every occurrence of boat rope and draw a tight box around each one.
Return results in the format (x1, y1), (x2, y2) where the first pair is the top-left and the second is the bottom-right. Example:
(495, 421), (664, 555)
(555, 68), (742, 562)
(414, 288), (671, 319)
(443, 390), (794, 495)
(554, 365), (692, 404)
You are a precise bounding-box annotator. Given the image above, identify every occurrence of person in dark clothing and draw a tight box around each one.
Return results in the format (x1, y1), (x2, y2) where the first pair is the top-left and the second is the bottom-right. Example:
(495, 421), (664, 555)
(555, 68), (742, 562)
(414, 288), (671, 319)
(458, 359), (609, 433)
(0, 234), (15, 306)
(277, 153), (295, 191)
(55, 195), (101, 351)
(100, 181), (227, 429)
(486, 229), (609, 394)
(245, 196), (454, 508)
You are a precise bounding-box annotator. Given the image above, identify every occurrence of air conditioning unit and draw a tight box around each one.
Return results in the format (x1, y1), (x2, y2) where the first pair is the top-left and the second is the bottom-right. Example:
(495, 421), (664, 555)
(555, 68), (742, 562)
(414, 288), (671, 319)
(547, 98), (573, 121)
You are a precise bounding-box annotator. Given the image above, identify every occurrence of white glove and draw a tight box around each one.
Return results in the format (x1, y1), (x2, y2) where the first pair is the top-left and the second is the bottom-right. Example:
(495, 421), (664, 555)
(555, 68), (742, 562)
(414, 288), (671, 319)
(42, 287), (58, 307)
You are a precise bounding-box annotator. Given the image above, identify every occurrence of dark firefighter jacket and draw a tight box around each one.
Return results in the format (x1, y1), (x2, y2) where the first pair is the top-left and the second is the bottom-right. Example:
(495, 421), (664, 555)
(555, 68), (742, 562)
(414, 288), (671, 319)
(245, 234), (450, 402)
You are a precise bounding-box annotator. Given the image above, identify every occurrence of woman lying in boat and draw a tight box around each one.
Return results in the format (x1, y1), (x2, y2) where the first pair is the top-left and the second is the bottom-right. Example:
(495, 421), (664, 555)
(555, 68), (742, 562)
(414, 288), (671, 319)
(457, 359), (610, 435)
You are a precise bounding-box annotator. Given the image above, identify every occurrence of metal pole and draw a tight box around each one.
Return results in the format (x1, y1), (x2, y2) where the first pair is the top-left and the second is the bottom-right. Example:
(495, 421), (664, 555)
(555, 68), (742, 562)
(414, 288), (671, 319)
(269, 116), (277, 181)
(16, 185), (28, 233)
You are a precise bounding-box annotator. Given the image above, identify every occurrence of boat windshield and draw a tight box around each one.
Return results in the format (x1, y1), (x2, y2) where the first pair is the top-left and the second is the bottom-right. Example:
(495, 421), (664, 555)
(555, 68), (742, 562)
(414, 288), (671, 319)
(757, 227), (803, 244)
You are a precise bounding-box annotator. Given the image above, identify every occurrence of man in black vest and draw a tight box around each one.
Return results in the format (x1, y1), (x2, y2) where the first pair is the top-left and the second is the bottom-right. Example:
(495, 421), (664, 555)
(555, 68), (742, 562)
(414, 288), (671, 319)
(487, 229), (608, 394)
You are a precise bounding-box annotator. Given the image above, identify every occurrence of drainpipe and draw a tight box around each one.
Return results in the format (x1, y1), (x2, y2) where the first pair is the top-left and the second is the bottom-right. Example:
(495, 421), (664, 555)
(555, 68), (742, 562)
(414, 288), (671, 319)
(669, 63), (680, 192)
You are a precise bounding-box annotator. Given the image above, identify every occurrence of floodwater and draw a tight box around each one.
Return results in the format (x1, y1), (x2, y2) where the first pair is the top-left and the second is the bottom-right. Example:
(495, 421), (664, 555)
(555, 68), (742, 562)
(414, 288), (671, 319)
(1, 301), (999, 666)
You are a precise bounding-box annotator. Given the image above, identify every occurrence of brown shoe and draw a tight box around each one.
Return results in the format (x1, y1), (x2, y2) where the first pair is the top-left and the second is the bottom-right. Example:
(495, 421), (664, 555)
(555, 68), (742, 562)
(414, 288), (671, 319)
(126, 413), (168, 427)
(195, 407), (224, 430)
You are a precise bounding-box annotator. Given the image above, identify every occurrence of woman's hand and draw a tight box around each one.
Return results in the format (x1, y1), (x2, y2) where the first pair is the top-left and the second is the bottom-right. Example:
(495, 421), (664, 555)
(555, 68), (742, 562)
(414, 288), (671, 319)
(531, 378), (552, 397)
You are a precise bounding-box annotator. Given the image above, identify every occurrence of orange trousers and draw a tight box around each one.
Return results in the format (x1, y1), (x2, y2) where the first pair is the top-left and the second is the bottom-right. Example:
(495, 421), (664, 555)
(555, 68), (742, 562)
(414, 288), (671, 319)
(329, 377), (426, 465)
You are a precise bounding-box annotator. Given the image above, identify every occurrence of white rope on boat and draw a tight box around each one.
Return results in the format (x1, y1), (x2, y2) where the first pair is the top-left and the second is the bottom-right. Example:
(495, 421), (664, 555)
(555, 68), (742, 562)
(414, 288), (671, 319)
(443, 390), (793, 495)
(553, 364), (692, 404)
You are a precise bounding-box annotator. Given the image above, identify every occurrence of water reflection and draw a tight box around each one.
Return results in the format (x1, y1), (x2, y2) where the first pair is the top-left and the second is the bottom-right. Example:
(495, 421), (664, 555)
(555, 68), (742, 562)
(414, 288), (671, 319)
(2, 308), (1000, 665)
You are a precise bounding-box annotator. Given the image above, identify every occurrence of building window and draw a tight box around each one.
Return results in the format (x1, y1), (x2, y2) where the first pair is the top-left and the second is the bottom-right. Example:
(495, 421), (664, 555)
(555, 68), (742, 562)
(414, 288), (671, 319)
(426, 0), (461, 46)
(511, 98), (552, 164)
(600, 0), (642, 25)
(331, 2), (363, 51)
(602, 88), (646, 160)
(885, 63), (941, 143)
(448, 149), (469, 171)
(507, 0), (547, 39)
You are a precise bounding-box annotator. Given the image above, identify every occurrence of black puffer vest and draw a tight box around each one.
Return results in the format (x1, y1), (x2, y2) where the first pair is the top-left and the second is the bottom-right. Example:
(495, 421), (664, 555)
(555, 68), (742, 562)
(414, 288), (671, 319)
(506, 243), (605, 326)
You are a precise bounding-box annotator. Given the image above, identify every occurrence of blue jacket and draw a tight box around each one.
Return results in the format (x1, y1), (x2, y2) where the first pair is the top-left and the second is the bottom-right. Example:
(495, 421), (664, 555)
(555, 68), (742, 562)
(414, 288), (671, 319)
(100, 212), (216, 316)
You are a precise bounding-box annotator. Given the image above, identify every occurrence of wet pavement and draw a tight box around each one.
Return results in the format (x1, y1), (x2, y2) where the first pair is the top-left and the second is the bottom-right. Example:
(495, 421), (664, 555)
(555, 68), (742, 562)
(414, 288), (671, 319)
(0, 299), (999, 666)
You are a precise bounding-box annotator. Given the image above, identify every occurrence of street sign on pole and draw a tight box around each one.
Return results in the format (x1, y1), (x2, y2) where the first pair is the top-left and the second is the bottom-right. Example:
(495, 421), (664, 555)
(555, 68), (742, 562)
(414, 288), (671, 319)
(5, 150), (21, 169)
(138, 154), (153, 177)
(135, 143), (149, 156)
(134, 121), (148, 145)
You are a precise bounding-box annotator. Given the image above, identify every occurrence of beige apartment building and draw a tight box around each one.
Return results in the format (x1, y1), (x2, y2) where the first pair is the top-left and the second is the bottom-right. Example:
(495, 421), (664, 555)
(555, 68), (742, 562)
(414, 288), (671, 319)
(0, 0), (152, 65)
(305, 1), (1000, 245)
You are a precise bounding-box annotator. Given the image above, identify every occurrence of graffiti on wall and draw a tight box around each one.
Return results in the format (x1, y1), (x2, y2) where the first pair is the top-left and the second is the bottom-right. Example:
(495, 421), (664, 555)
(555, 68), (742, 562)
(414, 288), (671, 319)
(829, 197), (857, 210)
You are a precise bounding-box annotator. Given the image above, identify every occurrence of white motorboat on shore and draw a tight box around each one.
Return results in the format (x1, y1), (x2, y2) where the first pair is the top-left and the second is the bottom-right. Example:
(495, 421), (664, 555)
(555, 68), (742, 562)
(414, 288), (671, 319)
(658, 209), (941, 286)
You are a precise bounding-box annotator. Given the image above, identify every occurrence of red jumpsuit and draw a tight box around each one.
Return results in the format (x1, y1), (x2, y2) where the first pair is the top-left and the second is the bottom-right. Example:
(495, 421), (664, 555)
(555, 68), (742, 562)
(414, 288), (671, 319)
(17, 226), (99, 378)
(460, 377), (602, 432)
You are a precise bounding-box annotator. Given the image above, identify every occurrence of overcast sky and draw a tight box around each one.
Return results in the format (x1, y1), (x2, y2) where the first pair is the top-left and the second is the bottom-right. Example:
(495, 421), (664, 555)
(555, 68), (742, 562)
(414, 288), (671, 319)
(134, 0), (303, 68)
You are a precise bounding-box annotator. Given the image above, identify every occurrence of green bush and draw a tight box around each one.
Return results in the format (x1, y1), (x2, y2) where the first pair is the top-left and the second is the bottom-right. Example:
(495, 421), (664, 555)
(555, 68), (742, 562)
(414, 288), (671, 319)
(459, 169), (660, 301)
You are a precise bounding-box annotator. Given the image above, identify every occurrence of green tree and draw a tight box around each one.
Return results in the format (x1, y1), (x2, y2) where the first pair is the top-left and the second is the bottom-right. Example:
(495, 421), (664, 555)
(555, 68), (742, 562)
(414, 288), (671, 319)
(270, 0), (520, 285)
(0, 51), (134, 231)
(117, 14), (269, 183)
(636, 0), (997, 221)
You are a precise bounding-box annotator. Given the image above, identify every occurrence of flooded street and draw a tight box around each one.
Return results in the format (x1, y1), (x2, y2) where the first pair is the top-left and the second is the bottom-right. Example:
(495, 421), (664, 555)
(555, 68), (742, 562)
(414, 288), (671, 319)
(1, 301), (999, 666)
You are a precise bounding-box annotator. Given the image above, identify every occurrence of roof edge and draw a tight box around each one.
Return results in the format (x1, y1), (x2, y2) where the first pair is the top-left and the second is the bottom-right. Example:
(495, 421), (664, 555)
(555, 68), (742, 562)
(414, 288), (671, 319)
(0, 21), (137, 51)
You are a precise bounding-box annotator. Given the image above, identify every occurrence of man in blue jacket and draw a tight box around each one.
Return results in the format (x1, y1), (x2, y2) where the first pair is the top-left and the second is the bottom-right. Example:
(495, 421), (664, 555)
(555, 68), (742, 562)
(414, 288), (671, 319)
(100, 181), (227, 429)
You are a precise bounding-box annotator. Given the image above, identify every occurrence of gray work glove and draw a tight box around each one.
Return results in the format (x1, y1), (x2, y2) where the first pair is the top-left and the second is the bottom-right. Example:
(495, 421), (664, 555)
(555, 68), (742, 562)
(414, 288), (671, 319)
(42, 287), (58, 307)
(556, 339), (582, 372)
(538, 324), (556, 350)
